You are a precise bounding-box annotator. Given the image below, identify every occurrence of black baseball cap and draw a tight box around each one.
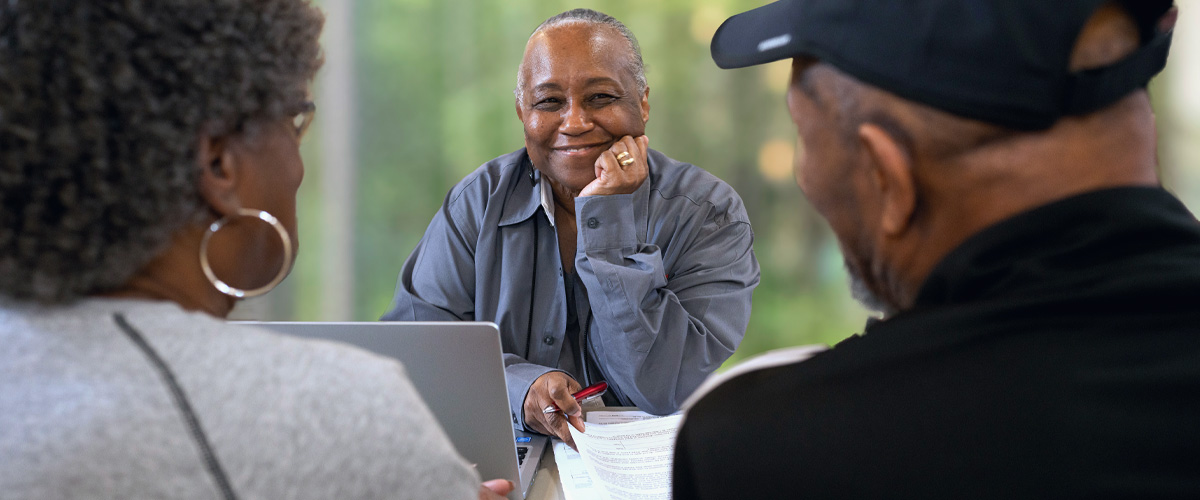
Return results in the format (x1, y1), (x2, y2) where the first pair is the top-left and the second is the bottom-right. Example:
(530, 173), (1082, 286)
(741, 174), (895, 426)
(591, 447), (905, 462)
(711, 0), (1175, 130)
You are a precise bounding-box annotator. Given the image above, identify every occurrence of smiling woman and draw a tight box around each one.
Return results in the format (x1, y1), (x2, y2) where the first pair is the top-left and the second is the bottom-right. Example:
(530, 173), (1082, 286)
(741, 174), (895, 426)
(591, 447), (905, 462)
(515, 10), (649, 196)
(516, 20), (651, 199)
(382, 8), (761, 448)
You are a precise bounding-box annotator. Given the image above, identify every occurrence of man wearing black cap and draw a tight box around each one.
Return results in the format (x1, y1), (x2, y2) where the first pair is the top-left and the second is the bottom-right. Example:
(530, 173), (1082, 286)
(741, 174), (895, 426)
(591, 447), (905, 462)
(674, 1), (1199, 498)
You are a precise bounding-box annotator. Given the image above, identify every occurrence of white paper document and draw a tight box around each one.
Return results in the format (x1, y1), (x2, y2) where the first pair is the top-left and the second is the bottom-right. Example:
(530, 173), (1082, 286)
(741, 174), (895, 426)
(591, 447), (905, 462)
(557, 412), (683, 500)
(554, 411), (665, 500)
(586, 410), (659, 425)
(554, 441), (602, 500)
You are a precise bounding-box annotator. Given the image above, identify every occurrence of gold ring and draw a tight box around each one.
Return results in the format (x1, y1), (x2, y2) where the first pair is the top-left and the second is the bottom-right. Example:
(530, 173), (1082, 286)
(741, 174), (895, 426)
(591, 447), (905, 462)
(616, 151), (631, 160)
(620, 157), (635, 166)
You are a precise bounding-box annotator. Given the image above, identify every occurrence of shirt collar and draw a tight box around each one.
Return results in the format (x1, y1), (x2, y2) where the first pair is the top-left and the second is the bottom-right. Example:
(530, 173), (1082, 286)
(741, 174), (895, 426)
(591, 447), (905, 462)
(912, 186), (1194, 308)
(540, 171), (556, 228)
(498, 152), (551, 227)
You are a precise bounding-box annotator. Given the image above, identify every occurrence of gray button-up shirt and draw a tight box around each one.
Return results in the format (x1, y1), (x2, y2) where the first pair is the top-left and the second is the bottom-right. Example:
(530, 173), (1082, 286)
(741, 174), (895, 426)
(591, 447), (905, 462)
(383, 148), (759, 431)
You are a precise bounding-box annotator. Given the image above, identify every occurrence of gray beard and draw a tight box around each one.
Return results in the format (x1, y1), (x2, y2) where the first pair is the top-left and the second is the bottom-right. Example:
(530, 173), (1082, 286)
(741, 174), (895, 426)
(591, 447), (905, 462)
(847, 266), (896, 319)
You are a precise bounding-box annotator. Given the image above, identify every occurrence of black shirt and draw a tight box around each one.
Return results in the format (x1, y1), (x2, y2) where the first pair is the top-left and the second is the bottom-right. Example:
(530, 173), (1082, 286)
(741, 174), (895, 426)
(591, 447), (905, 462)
(673, 187), (1200, 499)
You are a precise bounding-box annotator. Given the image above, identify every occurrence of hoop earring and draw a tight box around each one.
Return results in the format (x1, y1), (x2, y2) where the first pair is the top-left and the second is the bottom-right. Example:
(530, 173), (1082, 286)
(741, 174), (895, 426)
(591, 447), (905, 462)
(199, 208), (294, 299)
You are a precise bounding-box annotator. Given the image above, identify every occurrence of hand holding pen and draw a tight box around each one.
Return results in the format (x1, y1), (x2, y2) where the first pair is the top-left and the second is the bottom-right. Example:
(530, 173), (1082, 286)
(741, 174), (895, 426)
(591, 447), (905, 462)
(522, 374), (606, 449)
(543, 381), (607, 414)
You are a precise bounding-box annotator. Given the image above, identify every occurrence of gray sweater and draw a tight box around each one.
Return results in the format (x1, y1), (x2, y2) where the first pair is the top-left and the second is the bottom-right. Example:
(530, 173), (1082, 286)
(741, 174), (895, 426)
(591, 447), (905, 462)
(0, 298), (480, 499)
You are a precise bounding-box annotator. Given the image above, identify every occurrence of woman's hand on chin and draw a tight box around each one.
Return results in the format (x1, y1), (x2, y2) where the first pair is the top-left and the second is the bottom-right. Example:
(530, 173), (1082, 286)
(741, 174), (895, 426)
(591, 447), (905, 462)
(579, 135), (649, 198)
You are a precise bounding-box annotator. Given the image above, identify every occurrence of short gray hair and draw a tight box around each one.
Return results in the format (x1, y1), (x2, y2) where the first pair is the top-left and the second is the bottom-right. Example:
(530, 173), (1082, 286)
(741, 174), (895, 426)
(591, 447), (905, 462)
(515, 9), (647, 103)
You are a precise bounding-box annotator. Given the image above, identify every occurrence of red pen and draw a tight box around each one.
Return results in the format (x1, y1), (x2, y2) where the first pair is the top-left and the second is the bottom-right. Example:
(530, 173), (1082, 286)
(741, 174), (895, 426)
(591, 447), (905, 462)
(542, 381), (608, 414)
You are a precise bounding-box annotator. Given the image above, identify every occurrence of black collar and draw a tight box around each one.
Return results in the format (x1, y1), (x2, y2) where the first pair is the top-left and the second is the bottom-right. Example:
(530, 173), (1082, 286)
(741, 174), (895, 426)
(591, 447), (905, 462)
(912, 186), (1200, 309)
(800, 186), (1200, 375)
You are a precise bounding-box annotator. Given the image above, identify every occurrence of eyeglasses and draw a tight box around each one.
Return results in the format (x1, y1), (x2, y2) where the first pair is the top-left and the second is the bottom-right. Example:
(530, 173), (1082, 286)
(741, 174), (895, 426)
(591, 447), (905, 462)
(293, 101), (316, 141)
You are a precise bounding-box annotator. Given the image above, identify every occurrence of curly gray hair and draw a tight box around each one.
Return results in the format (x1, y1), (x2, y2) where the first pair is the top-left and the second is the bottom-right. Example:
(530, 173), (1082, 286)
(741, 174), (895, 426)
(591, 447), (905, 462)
(515, 8), (647, 105)
(0, 0), (324, 303)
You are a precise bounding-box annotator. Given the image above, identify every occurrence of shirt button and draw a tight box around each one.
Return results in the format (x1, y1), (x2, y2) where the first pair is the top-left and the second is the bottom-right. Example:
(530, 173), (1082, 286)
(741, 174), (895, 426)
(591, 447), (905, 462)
(543, 336), (555, 345)
(587, 217), (599, 229)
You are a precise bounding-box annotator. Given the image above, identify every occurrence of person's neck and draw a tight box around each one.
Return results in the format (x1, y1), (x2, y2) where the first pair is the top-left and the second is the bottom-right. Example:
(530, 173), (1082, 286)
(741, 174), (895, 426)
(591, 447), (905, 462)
(882, 94), (1160, 311)
(549, 178), (579, 218)
(103, 229), (235, 318)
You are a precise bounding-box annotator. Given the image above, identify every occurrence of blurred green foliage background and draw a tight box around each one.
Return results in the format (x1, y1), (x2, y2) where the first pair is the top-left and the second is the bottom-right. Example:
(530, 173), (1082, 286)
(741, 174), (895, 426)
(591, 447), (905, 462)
(241, 0), (1200, 368)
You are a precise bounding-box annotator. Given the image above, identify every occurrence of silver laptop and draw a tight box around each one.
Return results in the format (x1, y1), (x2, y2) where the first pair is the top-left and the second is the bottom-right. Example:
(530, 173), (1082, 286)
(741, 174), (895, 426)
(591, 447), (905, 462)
(237, 321), (547, 500)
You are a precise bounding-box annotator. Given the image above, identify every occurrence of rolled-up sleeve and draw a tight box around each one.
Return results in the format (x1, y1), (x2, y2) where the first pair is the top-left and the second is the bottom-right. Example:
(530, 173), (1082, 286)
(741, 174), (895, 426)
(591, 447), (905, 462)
(574, 186), (759, 415)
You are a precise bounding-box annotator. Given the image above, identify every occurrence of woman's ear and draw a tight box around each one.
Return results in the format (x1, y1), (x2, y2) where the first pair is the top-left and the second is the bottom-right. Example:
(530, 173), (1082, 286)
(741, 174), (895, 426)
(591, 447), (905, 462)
(858, 122), (917, 237)
(195, 132), (243, 218)
(640, 86), (651, 124)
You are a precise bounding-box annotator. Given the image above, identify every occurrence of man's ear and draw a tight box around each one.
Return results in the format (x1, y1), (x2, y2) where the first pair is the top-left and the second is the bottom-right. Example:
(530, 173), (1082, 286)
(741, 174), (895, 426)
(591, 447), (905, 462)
(858, 123), (917, 237)
(195, 131), (243, 218)
(514, 97), (525, 123)
(640, 86), (650, 124)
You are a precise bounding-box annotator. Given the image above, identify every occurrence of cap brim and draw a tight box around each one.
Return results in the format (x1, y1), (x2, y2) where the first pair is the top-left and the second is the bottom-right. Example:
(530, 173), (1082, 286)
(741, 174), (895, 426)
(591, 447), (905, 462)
(711, 0), (808, 69)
